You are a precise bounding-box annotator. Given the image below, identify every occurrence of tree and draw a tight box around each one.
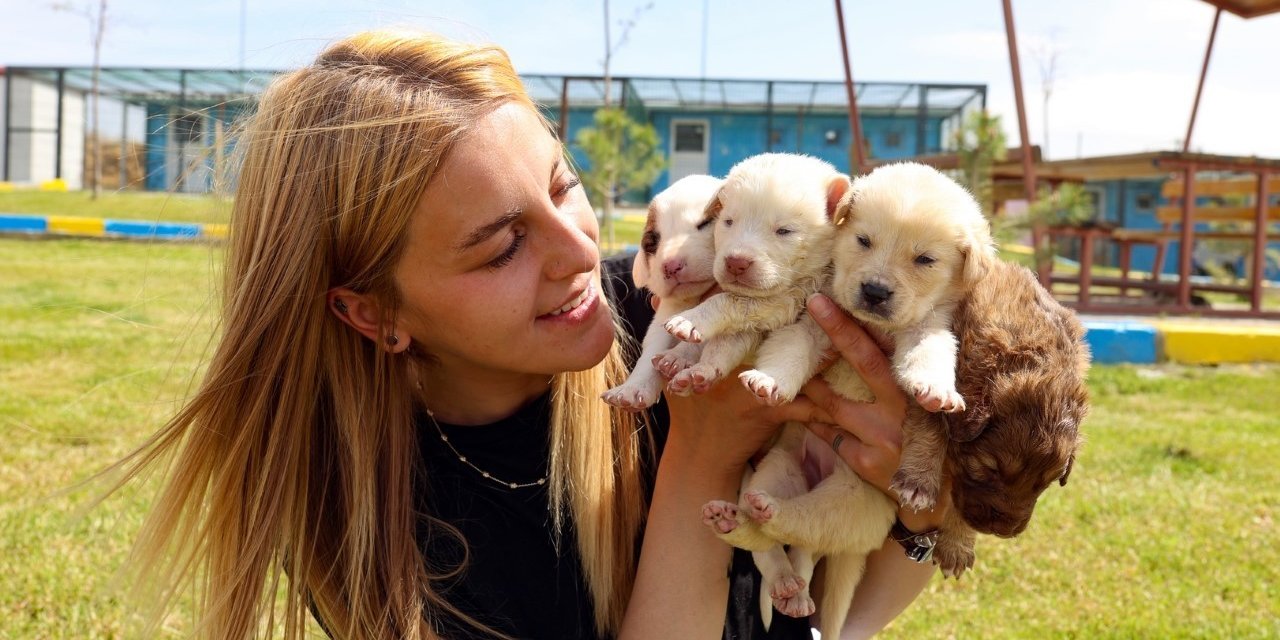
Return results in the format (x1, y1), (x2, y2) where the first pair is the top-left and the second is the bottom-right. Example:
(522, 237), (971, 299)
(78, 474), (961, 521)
(596, 0), (653, 247)
(52, 0), (108, 199)
(575, 108), (665, 251)
(949, 110), (1007, 217)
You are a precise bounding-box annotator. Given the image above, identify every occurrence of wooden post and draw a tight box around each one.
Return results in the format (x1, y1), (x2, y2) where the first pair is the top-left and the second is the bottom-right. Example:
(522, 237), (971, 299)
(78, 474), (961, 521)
(1177, 165), (1197, 310)
(1253, 170), (1271, 312)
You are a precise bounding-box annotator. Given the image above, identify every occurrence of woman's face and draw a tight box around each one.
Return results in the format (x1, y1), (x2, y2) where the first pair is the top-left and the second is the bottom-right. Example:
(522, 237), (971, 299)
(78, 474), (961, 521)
(393, 103), (614, 383)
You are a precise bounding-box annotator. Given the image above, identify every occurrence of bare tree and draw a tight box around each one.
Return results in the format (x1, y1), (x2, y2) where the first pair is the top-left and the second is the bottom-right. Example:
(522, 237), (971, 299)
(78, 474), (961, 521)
(598, 0), (653, 248)
(1030, 31), (1062, 160)
(52, 0), (108, 199)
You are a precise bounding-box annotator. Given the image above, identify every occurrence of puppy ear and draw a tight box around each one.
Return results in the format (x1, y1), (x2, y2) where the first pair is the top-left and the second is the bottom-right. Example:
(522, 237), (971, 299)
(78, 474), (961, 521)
(632, 204), (659, 288)
(825, 174), (852, 222)
(947, 398), (990, 442)
(700, 188), (724, 226)
(1059, 452), (1076, 487)
(961, 222), (998, 288)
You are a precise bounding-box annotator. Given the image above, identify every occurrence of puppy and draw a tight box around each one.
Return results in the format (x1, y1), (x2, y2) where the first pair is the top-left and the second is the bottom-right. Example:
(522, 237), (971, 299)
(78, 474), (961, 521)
(825, 162), (998, 576)
(925, 259), (1089, 574)
(661, 153), (849, 395)
(602, 174), (722, 410)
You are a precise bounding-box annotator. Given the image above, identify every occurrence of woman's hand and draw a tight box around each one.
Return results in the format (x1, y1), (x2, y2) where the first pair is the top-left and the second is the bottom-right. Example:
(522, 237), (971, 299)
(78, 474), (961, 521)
(799, 293), (908, 496)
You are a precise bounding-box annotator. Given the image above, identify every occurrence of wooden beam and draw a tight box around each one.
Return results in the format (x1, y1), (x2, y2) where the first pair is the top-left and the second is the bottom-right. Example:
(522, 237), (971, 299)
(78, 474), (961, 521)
(1156, 205), (1280, 223)
(1161, 176), (1280, 197)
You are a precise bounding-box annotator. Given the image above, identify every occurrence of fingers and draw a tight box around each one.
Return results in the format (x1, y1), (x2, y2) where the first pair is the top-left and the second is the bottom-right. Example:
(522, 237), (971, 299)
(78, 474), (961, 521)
(804, 421), (873, 476)
(806, 294), (900, 402)
(800, 379), (901, 449)
(765, 395), (833, 426)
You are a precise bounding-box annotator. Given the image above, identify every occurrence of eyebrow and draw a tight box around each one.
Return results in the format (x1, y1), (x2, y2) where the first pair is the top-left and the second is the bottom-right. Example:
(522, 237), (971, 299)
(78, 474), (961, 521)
(453, 158), (565, 252)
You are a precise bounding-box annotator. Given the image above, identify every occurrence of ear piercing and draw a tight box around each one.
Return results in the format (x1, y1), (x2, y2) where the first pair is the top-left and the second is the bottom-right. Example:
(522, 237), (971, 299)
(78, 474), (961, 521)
(334, 299), (349, 315)
(386, 334), (399, 346)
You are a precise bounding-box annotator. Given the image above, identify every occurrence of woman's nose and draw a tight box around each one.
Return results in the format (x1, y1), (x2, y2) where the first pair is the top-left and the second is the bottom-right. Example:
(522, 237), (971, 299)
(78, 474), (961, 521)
(543, 204), (599, 280)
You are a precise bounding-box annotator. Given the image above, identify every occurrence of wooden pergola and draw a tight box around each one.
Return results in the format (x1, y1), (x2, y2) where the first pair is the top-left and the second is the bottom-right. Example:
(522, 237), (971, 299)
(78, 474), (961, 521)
(833, 0), (1280, 318)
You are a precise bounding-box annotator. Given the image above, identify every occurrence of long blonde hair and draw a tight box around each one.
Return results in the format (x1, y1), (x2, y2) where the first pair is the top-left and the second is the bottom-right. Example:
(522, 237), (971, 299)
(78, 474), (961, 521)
(113, 31), (647, 639)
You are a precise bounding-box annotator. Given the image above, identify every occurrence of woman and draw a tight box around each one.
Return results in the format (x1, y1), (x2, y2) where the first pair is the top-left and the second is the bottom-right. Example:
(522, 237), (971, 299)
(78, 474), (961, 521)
(114, 30), (943, 639)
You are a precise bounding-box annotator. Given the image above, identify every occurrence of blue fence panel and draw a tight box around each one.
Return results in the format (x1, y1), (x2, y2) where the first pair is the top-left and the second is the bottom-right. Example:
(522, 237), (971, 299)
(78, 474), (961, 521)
(0, 214), (49, 234)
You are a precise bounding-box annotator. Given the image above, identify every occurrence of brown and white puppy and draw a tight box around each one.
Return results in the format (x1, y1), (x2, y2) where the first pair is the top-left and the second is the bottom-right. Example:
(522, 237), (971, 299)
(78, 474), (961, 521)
(923, 259), (1089, 575)
(661, 153), (849, 395)
(602, 175), (722, 410)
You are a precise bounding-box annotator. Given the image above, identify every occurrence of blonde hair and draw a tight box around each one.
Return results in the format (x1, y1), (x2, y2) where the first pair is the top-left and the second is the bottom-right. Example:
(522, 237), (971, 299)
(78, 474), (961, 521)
(112, 31), (647, 639)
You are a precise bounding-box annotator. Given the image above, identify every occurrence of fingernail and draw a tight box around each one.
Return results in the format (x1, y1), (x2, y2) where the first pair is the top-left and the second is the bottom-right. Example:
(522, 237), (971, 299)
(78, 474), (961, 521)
(807, 293), (834, 319)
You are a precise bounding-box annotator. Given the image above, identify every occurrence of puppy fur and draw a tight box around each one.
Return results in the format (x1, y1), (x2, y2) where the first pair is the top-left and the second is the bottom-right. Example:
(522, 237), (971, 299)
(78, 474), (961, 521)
(924, 259), (1090, 574)
(661, 153), (849, 395)
(602, 174), (722, 410)
(823, 163), (1001, 578)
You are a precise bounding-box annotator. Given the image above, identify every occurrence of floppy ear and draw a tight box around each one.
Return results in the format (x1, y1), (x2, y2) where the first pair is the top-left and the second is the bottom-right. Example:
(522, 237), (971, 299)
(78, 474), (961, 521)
(831, 184), (858, 226)
(1059, 452), (1076, 487)
(632, 204), (659, 288)
(825, 174), (851, 222)
(961, 222), (998, 288)
(700, 188), (724, 226)
(947, 395), (991, 442)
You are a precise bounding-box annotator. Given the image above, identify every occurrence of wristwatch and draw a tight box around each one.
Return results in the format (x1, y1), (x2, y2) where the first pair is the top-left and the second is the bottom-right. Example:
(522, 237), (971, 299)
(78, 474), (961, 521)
(890, 518), (939, 563)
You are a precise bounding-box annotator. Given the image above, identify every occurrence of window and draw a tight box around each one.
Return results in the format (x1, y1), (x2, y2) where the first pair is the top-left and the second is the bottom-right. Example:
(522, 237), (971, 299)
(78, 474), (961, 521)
(674, 123), (706, 152)
(1135, 193), (1154, 210)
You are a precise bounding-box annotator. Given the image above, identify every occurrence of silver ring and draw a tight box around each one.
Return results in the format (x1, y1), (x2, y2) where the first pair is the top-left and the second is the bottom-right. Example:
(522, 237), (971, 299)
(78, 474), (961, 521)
(831, 433), (845, 452)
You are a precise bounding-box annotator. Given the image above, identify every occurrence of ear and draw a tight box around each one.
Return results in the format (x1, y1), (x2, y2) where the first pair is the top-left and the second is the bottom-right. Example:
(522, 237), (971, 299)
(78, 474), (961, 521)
(831, 181), (858, 226)
(327, 287), (412, 353)
(961, 223), (998, 288)
(1059, 452), (1076, 487)
(700, 187), (724, 226)
(825, 174), (852, 222)
(633, 204), (658, 288)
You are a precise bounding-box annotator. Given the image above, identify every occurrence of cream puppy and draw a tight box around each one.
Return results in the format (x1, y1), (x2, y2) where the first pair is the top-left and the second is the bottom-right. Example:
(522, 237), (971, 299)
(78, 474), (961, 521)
(602, 175), (722, 410)
(662, 153), (849, 395)
(827, 162), (996, 522)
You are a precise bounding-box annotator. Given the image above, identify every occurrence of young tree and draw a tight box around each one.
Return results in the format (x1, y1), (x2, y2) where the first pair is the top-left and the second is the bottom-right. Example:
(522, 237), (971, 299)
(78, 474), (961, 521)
(950, 109), (1007, 217)
(575, 108), (665, 251)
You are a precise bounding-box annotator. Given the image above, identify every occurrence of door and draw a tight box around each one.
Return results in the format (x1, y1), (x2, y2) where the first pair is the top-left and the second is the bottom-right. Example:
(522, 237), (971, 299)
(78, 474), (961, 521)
(669, 119), (710, 183)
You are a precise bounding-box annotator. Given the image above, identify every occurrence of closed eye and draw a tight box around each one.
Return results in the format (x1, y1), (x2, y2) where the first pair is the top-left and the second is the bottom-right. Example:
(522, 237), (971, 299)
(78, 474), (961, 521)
(915, 254), (936, 266)
(775, 227), (793, 236)
(857, 234), (871, 248)
(696, 218), (714, 231)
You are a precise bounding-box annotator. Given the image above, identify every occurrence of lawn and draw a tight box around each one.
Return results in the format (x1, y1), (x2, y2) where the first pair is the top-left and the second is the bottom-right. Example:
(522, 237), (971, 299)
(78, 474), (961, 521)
(0, 190), (232, 225)
(1, 237), (1277, 638)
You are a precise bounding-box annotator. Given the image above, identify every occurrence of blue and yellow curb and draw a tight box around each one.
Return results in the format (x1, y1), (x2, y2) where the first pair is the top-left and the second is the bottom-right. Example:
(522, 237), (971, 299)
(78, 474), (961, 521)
(0, 213), (224, 242)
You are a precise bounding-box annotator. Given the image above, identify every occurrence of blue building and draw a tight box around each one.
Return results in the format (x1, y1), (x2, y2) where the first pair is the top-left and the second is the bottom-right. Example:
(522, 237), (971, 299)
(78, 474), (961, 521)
(1, 68), (985, 196)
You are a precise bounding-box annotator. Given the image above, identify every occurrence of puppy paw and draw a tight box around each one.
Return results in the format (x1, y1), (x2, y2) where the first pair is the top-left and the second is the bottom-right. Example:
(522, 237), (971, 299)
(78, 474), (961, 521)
(701, 500), (741, 535)
(913, 382), (966, 413)
(600, 380), (660, 411)
(890, 469), (939, 512)
(652, 349), (695, 378)
(663, 315), (703, 343)
(768, 573), (806, 601)
(738, 369), (788, 406)
(669, 363), (721, 395)
(742, 490), (778, 524)
(773, 591), (815, 618)
(933, 537), (975, 579)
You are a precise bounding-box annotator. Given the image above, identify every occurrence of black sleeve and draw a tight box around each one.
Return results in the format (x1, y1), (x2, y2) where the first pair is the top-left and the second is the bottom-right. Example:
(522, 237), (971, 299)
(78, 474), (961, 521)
(601, 253), (812, 640)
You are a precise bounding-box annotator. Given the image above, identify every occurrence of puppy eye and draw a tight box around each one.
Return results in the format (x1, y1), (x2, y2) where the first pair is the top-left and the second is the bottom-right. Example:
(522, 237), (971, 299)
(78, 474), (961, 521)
(723, 218), (734, 227)
(775, 227), (793, 236)
(915, 254), (936, 266)
(857, 235), (871, 248)
(696, 218), (713, 231)
(641, 230), (660, 255)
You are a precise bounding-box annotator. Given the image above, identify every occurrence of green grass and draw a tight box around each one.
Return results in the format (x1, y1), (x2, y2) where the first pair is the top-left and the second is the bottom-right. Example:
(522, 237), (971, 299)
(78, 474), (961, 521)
(0, 190), (230, 224)
(2, 237), (1279, 638)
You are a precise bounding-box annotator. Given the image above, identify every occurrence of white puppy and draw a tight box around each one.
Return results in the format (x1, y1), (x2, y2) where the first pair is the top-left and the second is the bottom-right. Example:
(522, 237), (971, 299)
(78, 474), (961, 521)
(602, 175), (722, 410)
(661, 153), (849, 395)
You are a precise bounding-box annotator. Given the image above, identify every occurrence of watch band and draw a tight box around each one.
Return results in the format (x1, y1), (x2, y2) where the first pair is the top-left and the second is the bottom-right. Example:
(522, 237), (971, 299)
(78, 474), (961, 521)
(890, 518), (939, 564)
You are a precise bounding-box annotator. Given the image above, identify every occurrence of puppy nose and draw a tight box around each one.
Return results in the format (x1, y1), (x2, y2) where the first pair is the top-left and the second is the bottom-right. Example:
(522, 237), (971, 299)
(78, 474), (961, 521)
(861, 282), (893, 306)
(724, 256), (754, 276)
(662, 258), (685, 280)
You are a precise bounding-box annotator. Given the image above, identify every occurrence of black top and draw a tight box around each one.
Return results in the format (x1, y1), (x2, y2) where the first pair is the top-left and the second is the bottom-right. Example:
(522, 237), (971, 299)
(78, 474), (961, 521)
(412, 254), (811, 639)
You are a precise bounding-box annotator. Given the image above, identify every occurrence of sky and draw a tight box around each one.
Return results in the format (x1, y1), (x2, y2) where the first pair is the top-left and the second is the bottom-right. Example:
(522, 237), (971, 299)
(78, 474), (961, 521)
(2, 0), (1278, 160)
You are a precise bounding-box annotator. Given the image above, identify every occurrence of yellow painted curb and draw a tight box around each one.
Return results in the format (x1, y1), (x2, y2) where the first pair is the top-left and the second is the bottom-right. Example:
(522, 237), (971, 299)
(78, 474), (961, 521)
(1151, 321), (1280, 364)
(202, 223), (229, 239)
(47, 215), (105, 236)
(0, 182), (14, 192)
(39, 178), (69, 191)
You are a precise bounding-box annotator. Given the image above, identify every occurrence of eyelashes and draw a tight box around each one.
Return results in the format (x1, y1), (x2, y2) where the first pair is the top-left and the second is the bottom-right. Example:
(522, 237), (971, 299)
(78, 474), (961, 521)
(488, 228), (526, 269)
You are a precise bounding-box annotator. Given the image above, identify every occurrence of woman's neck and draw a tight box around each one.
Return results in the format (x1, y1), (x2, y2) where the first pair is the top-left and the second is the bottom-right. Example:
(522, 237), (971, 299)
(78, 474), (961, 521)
(413, 361), (552, 426)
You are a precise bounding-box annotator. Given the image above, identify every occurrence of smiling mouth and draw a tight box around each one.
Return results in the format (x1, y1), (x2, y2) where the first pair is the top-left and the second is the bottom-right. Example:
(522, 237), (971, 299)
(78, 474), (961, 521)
(545, 284), (592, 317)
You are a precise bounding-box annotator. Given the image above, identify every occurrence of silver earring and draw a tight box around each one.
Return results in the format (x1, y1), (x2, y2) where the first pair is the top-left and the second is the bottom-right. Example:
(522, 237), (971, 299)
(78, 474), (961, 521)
(386, 334), (399, 346)
(334, 299), (349, 315)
